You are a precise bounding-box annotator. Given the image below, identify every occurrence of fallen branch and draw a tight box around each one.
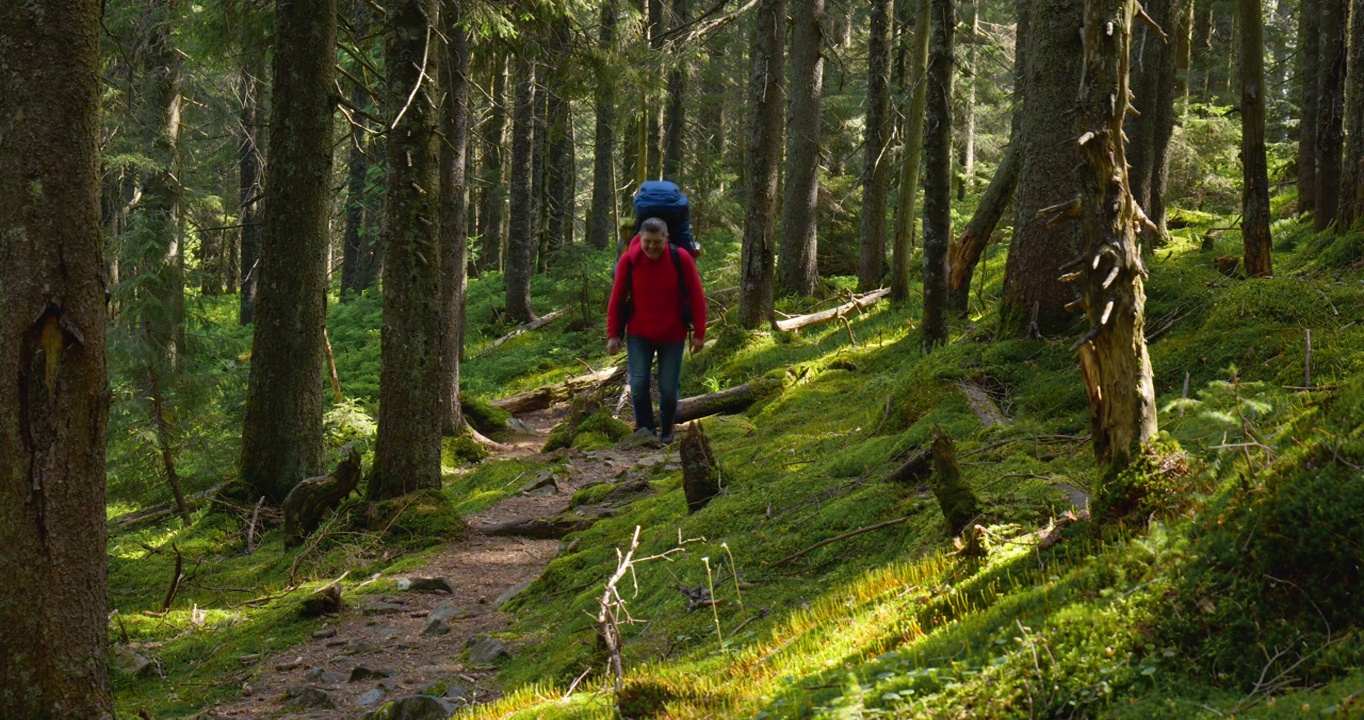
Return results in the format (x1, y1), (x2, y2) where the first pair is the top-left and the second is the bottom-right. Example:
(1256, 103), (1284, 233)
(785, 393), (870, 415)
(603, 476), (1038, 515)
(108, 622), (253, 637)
(161, 544), (185, 613)
(108, 482), (227, 529)
(469, 513), (597, 539)
(492, 365), (626, 415)
(770, 515), (911, 567)
(775, 288), (890, 332)
(476, 306), (570, 358)
(676, 378), (784, 423)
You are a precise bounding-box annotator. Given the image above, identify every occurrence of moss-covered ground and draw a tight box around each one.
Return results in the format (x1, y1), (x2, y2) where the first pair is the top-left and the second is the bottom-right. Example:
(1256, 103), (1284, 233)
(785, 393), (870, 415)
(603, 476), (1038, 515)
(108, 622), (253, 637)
(107, 204), (1364, 718)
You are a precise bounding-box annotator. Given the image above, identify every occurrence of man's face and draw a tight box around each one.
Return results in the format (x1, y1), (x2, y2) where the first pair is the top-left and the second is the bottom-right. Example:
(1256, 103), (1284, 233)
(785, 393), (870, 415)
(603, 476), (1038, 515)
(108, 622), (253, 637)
(641, 230), (667, 260)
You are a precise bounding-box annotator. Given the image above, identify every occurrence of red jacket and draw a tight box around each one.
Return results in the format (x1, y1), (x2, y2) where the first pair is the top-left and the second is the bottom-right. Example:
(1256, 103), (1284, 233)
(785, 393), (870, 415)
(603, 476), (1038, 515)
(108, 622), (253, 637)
(607, 242), (707, 343)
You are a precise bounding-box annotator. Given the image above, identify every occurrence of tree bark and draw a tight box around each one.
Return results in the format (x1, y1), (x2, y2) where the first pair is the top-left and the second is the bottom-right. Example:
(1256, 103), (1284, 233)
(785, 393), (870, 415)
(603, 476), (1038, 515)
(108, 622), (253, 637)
(891, 0), (932, 302)
(738, 0), (786, 328)
(0, 1), (112, 714)
(948, 0), (1029, 314)
(477, 54), (508, 272)
(1341, 0), (1364, 230)
(1239, 0), (1273, 277)
(957, 0), (979, 200)
(544, 48), (576, 256)
(1145, 0), (1183, 242)
(589, 1), (618, 250)
(680, 423), (721, 513)
(1000, 0), (1085, 338)
(1315, 0), (1347, 229)
(922, 0), (955, 350)
(240, 0), (335, 504)
(341, 0), (375, 300)
(662, 0), (690, 181)
(1298, 0), (1320, 214)
(858, 0), (894, 291)
(1075, 0), (1158, 474)
(505, 52), (538, 323)
(238, 40), (266, 325)
(777, 0), (825, 298)
(440, 0), (470, 436)
(676, 378), (784, 422)
(371, 0), (444, 499)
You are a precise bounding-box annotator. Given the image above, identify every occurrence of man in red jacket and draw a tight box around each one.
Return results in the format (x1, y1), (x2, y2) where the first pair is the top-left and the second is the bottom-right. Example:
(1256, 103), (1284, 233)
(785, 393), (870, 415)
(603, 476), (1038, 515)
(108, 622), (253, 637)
(607, 218), (707, 444)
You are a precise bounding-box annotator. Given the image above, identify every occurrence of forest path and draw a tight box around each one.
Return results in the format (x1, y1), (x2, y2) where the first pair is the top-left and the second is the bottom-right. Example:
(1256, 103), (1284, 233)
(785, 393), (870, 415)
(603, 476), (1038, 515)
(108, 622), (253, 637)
(207, 407), (669, 719)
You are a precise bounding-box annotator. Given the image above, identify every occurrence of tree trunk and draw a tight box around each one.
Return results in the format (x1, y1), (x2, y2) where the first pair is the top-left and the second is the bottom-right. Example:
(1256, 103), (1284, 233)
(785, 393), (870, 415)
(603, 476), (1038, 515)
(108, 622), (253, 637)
(1341, 0), (1364, 230)
(921, 0), (955, 350)
(477, 55), (508, 272)
(1145, 0), (1183, 242)
(371, 0), (444, 499)
(589, 1), (618, 250)
(858, 0), (894, 291)
(662, 0), (690, 181)
(440, 0), (470, 436)
(505, 53), (538, 323)
(1315, 0), (1347, 229)
(1239, 0), (1273, 277)
(647, 0), (666, 179)
(948, 0), (1029, 314)
(1298, 0), (1320, 214)
(544, 34), (575, 257)
(0, 1), (113, 714)
(341, 0), (374, 300)
(240, 0), (336, 504)
(957, 0), (978, 200)
(891, 0), (932, 302)
(1075, 0), (1158, 475)
(680, 423), (721, 513)
(777, 0), (825, 298)
(238, 51), (265, 325)
(532, 60), (550, 271)
(738, 0), (786, 328)
(1000, 0), (1085, 338)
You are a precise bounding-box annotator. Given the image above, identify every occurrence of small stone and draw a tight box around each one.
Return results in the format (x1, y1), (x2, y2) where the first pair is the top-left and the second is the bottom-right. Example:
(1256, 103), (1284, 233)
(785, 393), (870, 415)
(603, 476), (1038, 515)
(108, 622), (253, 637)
(397, 577), (455, 594)
(111, 645), (154, 678)
(358, 688), (387, 707)
(617, 427), (663, 450)
(378, 678), (402, 690)
(350, 665), (395, 682)
(274, 657), (303, 672)
(342, 641), (383, 655)
(465, 634), (512, 665)
(304, 667), (324, 680)
(494, 581), (532, 608)
(312, 627), (337, 639)
(325, 638), (347, 648)
(428, 600), (476, 624)
(283, 686), (336, 710)
(236, 653), (260, 666)
(298, 585), (343, 618)
(518, 471), (558, 495)
(362, 600), (406, 616)
(322, 671), (346, 683)
(422, 619), (451, 637)
(363, 695), (454, 720)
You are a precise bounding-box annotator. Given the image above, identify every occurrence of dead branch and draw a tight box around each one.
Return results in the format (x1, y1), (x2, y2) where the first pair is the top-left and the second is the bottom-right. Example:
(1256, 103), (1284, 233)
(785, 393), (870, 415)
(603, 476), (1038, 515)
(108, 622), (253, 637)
(770, 516), (912, 567)
(160, 544), (184, 614)
(774, 288), (890, 332)
(475, 306), (571, 358)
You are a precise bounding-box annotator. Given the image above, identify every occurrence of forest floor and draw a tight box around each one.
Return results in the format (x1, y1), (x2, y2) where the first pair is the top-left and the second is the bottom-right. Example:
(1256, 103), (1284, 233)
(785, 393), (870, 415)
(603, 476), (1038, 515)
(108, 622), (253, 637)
(205, 407), (673, 719)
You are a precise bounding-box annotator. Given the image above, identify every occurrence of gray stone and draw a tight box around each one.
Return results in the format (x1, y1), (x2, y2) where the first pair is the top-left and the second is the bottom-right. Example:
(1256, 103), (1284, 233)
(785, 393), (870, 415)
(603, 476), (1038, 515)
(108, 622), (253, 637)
(421, 619), (450, 637)
(617, 427), (663, 450)
(428, 600), (476, 623)
(465, 634), (512, 665)
(494, 581), (532, 608)
(283, 686), (336, 710)
(349, 666), (395, 682)
(358, 688), (388, 707)
(362, 600), (406, 616)
(397, 577), (455, 594)
(506, 418), (532, 433)
(303, 667), (324, 681)
(419, 678), (472, 701)
(322, 671), (345, 683)
(311, 627), (337, 639)
(111, 645), (154, 678)
(342, 641), (383, 655)
(363, 695), (454, 720)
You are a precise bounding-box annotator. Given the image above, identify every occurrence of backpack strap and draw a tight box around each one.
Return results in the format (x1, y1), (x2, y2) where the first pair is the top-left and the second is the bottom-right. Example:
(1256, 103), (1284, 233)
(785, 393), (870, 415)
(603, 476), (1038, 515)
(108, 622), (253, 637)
(670, 245), (693, 331)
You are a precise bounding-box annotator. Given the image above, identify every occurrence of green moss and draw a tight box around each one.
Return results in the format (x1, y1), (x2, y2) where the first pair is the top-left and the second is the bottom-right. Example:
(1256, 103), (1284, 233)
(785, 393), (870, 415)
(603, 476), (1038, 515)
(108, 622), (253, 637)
(443, 434), (489, 466)
(365, 489), (464, 549)
(460, 393), (513, 438)
(544, 409), (630, 452)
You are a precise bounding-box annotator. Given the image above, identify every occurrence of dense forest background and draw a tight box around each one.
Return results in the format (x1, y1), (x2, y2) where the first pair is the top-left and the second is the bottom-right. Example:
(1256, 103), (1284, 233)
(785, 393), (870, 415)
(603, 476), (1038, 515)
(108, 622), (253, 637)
(3, 0), (1364, 716)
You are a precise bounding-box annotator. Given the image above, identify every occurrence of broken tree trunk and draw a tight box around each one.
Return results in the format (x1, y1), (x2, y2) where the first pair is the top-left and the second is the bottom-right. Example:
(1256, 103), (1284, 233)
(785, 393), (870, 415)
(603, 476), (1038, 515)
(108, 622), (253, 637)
(282, 445), (363, 548)
(491, 365), (626, 414)
(774, 288), (890, 332)
(476, 306), (570, 357)
(930, 429), (980, 536)
(675, 378), (784, 423)
(680, 422), (721, 513)
(887, 447), (933, 484)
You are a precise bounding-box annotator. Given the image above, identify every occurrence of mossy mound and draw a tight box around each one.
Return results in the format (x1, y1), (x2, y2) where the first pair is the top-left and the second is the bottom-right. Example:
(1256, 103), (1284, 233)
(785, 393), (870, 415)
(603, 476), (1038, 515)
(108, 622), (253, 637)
(460, 393), (512, 438)
(543, 408), (630, 452)
(1093, 436), (1199, 523)
(363, 489), (464, 549)
(443, 435), (489, 466)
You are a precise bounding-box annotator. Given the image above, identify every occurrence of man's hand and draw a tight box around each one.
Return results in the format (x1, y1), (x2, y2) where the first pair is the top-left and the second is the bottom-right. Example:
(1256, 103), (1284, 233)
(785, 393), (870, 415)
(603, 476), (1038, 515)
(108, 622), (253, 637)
(690, 336), (705, 354)
(691, 243), (703, 258)
(607, 337), (621, 355)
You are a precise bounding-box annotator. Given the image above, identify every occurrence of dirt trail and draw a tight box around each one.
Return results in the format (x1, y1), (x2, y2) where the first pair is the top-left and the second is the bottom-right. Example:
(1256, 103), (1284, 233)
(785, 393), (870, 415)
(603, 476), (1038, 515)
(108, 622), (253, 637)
(207, 409), (671, 718)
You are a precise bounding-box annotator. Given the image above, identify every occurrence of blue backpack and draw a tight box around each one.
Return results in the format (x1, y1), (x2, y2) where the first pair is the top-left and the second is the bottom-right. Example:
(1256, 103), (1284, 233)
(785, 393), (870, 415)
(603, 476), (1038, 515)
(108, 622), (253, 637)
(633, 180), (696, 253)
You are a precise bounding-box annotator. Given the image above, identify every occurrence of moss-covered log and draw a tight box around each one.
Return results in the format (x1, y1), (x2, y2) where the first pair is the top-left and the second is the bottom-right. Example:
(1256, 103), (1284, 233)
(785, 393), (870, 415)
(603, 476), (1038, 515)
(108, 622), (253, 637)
(492, 365), (626, 415)
(282, 446), (363, 548)
(931, 429), (980, 535)
(676, 378), (783, 423)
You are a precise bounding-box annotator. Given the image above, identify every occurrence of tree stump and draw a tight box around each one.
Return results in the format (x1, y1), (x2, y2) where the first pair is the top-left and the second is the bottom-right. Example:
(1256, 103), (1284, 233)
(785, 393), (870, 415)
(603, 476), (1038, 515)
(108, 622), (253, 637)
(930, 428), (980, 536)
(282, 445), (363, 548)
(679, 423), (721, 513)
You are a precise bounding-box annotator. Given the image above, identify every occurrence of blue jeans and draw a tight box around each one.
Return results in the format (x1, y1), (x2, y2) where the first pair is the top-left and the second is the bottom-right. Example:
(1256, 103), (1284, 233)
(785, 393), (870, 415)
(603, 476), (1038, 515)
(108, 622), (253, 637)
(626, 336), (685, 437)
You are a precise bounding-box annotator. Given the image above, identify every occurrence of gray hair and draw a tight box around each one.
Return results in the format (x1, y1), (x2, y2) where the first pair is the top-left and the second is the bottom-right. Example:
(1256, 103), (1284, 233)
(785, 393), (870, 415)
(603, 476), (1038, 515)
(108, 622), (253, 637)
(640, 217), (669, 235)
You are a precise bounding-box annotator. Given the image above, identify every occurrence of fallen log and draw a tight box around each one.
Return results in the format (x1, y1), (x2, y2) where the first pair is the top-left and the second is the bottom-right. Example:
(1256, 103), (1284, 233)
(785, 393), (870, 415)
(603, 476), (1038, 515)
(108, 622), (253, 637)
(492, 365), (626, 415)
(476, 306), (570, 358)
(469, 513), (596, 539)
(774, 288), (890, 332)
(675, 378), (783, 423)
(282, 445), (363, 548)
(108, 482), (228, 529)
(954, 381), (1011, 428)
(886, 447), (932, 484)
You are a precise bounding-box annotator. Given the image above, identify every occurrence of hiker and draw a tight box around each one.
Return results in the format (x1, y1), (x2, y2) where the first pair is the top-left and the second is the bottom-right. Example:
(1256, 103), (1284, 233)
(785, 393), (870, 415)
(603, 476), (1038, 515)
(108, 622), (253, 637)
(607, 217), (708, 444)
(629, 180), (702, 258)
